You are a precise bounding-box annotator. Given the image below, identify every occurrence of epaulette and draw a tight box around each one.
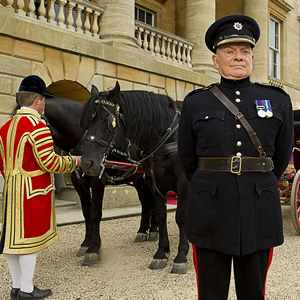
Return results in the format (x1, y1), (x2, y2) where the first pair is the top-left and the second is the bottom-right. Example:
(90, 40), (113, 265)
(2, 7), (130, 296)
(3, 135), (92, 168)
(186, 83), (218, 97)
(254, 82), (287, 94)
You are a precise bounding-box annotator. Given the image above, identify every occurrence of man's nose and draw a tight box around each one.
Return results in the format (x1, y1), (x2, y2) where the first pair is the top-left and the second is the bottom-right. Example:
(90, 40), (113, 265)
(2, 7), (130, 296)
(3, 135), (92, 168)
(234, 50), (243, 60)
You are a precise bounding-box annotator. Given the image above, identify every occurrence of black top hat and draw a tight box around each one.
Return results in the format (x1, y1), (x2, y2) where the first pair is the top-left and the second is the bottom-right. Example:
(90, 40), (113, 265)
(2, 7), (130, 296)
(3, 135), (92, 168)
(205, 14), (260, 53)
(18, 75), (53, 98)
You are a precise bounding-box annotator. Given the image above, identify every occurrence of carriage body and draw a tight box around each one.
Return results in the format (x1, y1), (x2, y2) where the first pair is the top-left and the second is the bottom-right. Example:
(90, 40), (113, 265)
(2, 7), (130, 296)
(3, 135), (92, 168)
(278, 109), (300, 234)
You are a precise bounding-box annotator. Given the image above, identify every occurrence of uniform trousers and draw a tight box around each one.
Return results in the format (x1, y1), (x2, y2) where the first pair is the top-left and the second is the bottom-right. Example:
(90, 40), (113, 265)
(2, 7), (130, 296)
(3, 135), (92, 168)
(192, 245), (273, 300)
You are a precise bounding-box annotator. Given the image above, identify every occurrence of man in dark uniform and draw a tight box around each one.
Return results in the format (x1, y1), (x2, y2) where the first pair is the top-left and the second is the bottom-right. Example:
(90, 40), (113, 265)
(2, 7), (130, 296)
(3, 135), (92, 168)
(178, 15), (293, 299)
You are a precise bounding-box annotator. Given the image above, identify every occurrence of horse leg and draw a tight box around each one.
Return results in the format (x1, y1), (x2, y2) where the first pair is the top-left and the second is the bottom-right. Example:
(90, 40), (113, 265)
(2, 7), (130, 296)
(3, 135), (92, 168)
(82, 178), (104, 266)
(132, 177), (158, 242)
(70, 173), (92, 257)
(149, 193), (170, 270)
(148, 207), (159, 242)
(171, 179), (190, 274)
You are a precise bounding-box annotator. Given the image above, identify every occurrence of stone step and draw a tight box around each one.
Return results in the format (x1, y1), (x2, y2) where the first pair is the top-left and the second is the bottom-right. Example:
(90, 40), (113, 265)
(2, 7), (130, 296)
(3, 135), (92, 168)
(55, 184), (141, 210)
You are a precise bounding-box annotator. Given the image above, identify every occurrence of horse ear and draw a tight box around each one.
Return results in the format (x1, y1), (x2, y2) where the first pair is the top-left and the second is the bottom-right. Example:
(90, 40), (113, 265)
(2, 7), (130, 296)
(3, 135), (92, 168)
(115, 81), (120, 92)
(109, 81), (120, 100)
(91, 85), (99, 96)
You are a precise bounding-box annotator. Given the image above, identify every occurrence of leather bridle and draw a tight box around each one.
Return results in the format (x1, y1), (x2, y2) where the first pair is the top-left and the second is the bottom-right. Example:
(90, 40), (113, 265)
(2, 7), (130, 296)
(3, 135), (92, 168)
(85, 98), (124, 179)
(84, 97), (181, 186)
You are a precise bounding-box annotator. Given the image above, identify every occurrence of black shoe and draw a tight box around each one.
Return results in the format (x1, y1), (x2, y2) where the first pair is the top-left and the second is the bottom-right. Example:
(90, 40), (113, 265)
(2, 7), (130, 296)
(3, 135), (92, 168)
(10, 288), (20, 299)
(17, 286), (52, 299)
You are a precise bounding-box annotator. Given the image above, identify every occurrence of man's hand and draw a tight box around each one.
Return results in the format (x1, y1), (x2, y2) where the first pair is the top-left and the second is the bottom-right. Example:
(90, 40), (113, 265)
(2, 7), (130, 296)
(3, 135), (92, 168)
(76, 156), (82, 168)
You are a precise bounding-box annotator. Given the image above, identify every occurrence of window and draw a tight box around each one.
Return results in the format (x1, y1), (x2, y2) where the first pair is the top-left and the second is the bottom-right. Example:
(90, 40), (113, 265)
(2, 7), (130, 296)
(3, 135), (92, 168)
(269, 18), (280, 79)
(135, 6), (155, 26)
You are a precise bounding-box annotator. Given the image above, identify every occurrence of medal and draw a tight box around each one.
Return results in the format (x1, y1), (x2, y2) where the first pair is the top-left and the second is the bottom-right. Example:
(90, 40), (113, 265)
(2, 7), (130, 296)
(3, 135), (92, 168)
(258, 109), (266, 118)
(263, 100), (273, 118)
(255, 100), (266, 118)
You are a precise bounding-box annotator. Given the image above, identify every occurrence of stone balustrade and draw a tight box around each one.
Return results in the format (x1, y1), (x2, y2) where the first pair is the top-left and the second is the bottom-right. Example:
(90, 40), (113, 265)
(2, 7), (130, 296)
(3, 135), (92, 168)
(1, 2), (195, 68)
(2, 0), (104, 38)
(269, 77), (284, 89)
(135, 21), (194, 67)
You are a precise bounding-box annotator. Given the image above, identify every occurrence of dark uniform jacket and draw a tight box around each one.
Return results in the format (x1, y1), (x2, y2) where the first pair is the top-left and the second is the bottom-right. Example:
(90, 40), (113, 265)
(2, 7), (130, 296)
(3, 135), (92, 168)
(178, 76), (293, 256)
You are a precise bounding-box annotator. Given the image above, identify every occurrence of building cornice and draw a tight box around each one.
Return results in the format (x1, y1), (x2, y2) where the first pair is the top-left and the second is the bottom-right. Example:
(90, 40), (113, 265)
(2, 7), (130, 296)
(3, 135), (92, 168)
(270, 0), (294, 12)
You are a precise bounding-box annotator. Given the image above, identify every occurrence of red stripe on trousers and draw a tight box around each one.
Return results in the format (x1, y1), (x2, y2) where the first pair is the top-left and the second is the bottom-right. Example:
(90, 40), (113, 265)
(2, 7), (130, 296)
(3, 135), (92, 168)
(192, 244), (199, 300)
(263, 247), (274, 296)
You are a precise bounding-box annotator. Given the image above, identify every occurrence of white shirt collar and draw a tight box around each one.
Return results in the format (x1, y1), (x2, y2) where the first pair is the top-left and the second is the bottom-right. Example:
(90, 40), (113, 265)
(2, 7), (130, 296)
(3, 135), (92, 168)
(21, 106), (39, 114)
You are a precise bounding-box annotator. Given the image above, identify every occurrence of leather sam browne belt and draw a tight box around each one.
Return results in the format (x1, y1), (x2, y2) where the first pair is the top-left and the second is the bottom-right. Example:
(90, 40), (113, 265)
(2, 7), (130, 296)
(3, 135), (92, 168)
(198, 156), (274, 175)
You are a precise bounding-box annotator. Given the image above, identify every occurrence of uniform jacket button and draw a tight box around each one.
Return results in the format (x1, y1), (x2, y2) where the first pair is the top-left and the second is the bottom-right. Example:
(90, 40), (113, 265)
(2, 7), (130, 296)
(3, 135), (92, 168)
(237, 141), (242, 147)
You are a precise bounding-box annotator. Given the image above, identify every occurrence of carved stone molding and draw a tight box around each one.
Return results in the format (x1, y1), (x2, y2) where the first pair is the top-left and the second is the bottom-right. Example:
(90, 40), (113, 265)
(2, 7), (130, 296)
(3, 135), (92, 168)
(270, 0), (294, 12)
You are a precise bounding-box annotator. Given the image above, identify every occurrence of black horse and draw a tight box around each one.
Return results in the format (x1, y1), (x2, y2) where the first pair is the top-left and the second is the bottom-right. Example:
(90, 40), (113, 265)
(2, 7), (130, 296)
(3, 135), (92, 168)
(80, 82), (190, 274)
(13, 97), (158, 266)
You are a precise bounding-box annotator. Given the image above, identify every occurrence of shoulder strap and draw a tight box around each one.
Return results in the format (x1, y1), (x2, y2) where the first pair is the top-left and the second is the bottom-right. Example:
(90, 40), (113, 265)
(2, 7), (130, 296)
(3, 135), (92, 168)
(209, 85), (266, 157)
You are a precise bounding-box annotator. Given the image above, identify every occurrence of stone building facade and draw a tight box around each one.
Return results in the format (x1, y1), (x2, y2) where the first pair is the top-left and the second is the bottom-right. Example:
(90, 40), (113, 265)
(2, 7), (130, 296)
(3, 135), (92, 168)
(1, 0), (299, 119)
(0, 0), (299, 199)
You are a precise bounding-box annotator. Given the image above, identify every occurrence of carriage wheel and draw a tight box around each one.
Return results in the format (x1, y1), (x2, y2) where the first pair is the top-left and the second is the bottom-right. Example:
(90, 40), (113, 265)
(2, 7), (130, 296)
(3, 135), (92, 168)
(290, 169), (300, 234)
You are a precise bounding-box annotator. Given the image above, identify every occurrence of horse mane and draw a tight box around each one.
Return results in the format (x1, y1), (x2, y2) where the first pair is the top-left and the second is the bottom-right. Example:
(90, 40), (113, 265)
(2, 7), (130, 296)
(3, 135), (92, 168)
(119, 91), (178, 149)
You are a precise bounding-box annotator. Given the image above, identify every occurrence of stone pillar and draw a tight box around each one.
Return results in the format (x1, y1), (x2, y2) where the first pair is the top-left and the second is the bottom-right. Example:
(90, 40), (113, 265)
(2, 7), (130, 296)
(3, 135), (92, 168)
(244, 0), (269, 83)
(186, 0), (216, 74)
(97, 0), (137, 47)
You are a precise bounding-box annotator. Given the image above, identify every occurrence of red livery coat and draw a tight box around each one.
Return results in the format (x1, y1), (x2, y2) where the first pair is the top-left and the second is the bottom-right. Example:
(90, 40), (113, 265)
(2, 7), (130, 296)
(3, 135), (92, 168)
(0, 109), (77, 254)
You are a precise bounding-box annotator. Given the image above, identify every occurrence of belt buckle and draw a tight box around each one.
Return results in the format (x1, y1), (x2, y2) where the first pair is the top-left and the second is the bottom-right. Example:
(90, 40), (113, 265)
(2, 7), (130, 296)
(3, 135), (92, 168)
(231, 156), (242, 175)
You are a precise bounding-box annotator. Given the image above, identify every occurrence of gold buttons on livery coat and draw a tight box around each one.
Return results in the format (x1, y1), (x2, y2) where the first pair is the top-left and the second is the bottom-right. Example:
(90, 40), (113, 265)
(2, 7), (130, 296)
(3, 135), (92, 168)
(237, 141), (242, 147)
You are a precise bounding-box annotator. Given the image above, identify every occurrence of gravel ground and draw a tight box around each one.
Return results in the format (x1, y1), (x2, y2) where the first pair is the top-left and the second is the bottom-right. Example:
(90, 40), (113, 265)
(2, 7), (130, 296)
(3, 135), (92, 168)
(1, 206), (300, 300)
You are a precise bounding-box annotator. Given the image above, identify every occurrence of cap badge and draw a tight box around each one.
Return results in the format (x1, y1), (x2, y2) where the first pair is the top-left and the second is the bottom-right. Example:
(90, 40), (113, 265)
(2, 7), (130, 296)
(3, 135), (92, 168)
(233, 22), (243, 31)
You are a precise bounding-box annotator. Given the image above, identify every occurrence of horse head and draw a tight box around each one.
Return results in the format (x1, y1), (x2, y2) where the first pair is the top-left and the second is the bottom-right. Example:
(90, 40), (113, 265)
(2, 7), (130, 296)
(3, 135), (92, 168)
(80, 82), (126, 177)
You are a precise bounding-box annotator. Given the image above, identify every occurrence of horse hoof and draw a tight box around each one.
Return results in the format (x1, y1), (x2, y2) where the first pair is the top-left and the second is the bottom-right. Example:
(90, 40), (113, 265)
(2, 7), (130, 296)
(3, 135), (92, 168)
(149, 258), (168, 270)
(76, 246), (88, 257)
(82, 253), (99, 266)
(171, 262), (187, 275)
(148, 232), (159, 242)
(134, 233), (148, 243)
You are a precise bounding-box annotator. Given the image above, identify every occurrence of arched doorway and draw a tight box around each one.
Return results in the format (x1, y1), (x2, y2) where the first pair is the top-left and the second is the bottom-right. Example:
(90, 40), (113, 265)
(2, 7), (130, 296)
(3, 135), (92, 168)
(47, 80), (90, 103)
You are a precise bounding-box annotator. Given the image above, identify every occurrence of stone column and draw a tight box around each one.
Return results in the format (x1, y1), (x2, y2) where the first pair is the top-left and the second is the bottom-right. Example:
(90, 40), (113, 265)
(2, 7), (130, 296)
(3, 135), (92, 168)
(244, 0), (269, 83)
(186, 0), (216, 74)
(97, 0), (137, 47)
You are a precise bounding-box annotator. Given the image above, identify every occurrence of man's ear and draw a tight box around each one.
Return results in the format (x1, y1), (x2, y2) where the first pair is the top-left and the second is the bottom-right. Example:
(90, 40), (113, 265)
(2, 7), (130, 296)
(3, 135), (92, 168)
(33, 96), (41, 105)
(212, 54), (219, 69)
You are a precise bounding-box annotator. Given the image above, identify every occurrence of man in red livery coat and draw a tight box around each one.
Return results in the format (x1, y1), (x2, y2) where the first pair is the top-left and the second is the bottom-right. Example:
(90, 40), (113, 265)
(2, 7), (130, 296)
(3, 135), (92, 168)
(0, 75), (81, 299)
